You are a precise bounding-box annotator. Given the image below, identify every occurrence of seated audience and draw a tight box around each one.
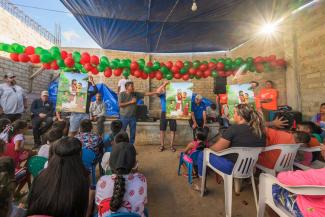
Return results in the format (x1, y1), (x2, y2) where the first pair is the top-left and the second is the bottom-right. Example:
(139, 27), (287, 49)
(114, 131), (130, 144)
(26, 137), (89, 217)
(103, 120), (123, 152)
(0, 157), (26, 217)
(257, 116), (311, 169)
(51, 120), (68, 136)
(271, 145), (325, 217)
(206, 103), (219, 123)
(89, 93), (106, 137)
(55, 112), (70, 136)
(311, 103), (325, 138)
(0, 118), (11, 154)
(96, 142), (147, 217)
(195, 104), (266, 190)
(37, 128), (63, 159)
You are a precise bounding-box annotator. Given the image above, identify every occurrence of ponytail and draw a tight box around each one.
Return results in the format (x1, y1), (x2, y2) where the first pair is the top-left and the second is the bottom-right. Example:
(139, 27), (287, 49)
(110, 169), (126, 212)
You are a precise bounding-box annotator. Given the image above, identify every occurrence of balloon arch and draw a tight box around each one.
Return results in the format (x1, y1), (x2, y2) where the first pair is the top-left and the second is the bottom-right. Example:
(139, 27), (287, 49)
(0, 42), (287, 81)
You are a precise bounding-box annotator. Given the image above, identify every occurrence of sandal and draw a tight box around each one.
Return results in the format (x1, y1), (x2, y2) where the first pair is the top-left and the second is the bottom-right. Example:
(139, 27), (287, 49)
(170, 146), (176, 152)
(159, 146), (165, 152)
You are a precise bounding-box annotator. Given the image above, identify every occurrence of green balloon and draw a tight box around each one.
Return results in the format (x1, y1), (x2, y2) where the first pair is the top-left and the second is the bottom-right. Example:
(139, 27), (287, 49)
(246, 57), (253, 64)
(249, 65), (256, 72)
(57, 59), (65, 67)
(217, 58), (225, 64)
(138, 58), (145, 65)
(81, 67), (88, 74)
(8, 46), (15, 53)
(225, 58), (232, 66)
(224, 64), (231, 71)
(50, 46), (60, 59)
(100, 56), (109, 65)
(210, 58), (217, 63)
(190, 74), (195, 79)
(152, 62), (161, 71)
(41, 54), (53, 63)
(180, 67), (188, 74)
(211, 70), (218, 78)
(195, 75), (201, 80)
(12, 44), (24, 54)
(97, 64), (106, 72)
(160, 66), (169, 75)
(165, 73), (173, 80)
(144, 66), (152, 74)
(202, 60), (208, 65)
(234, 57), (243, 66)
(264, 62), (271, 72)
(119, 60), (128, 68)
(123, 68), (131, 77)
(72, 51), (81, 62)
(0, 43), (10, 52)
(193, 60), (200, 69)
(75, 63), (83, 70)
(110, 60), (118, 69)
(35, 47), (44, 55)
(184, 61), (191, 68)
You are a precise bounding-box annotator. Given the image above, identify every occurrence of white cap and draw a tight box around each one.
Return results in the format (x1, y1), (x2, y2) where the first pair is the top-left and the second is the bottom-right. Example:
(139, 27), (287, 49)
(41, 90), (49, 96)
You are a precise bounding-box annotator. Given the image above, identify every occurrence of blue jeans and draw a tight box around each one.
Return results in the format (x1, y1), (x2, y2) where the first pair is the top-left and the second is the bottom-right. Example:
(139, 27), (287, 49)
(120, 116), (137, 145)
(197, 151), (234, 176)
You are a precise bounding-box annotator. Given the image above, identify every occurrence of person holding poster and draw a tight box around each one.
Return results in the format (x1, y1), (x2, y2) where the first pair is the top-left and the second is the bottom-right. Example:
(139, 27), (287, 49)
(259, 80), (278, 121)
(190, 95), (207, 140)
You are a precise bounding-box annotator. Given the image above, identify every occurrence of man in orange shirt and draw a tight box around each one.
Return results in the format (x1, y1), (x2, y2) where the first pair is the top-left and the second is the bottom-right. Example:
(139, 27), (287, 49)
(259, 80), (278, 121)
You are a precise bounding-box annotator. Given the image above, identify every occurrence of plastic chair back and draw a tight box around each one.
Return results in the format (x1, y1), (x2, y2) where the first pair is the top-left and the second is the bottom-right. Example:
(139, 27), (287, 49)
(27, 156), (48, 178)
(272, 144), (301, 173)
(82, 147), (97, 170)
(232, 147), (264, 179)
(189, 150), (200, 164)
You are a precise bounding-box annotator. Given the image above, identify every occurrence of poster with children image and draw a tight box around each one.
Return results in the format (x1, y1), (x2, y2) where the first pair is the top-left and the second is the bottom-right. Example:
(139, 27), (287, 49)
(56, 72), (88, 113)
(166, 82), (193, 119)
(226, 83), (256, 121)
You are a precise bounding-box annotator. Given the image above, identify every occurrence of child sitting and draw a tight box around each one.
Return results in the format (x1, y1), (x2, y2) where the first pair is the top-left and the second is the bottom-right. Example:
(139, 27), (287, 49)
(38, 128), (63, 159)
(51, 120), (68, 136)
(206, 103), (219, 123)
(3, 120), (33, 168)
(103, 120), (123, 152)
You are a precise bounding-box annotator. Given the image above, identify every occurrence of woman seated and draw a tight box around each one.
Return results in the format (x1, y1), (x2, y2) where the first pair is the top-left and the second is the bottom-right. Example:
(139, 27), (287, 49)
(26, 137), (89, 217)
(194, 104), (266, 190)
(311, 103), (325, 138)
(271, 145), (325, 217)
(96, 142), (147, 217)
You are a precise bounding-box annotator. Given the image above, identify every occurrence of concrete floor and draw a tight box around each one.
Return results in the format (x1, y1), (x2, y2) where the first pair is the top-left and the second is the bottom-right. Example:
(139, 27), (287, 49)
(135, 144), (258, 217)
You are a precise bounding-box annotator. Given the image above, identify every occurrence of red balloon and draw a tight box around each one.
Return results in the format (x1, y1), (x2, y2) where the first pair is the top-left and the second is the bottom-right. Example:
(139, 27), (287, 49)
(90, 55), (99, 65)
(64, 57), (75, 68)
(175, 60), (184, 69)
(174, 73), (182, 79)
(67, 53), (73, 59)
(182, 74), (190, 81)
(42, 63), (51, 69)
(24, 46), (35, 55)
(199, 64), (208, 71)
(141, 73), (148, 79)
(18, 54), (30, 63)
(149, 72), (156, 79)
(204, 69), (211, 77)
(51, 61), (59, 70)
(268, 55), (276, 62)
(218, 71), (226, 77)
(216, 62), (224, 70)
(276, 59), (286, 67)
(130, 61), (139, 70)
(208, 62), (216, 69)
(160, 62), (166, 67)
(104, 68), (112, 78)
(226, 71), (233, 77)
(147, 61), (153, 67)
(30, 54), (40, 64)
(61, 50), (68, 59)
(270, 60), (277, 68)
(189, 68), (197, 75)
(134, 70), (142, 78)
(10, 53), (19, 62)
(165, 61), (173, 69)
(171, 66), (180, 74)
(113, 68), (122, 77)
(256, 63), (264, 73)
(91, 67), (99, 75)
(196, 70), (203, 77)
(81, 52), (90, 63)
(84, 63), (93, 71)
(156, 71), (163, 80)
(254, 56), (263, 64)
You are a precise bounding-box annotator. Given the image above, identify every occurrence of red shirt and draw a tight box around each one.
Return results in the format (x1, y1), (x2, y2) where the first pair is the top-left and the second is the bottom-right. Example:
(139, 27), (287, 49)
(259, 88), (278, 110)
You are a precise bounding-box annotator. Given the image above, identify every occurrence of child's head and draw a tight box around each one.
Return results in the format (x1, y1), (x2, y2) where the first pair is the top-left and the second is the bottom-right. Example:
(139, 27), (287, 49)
(52, 121), (67, 133)
(46, 128), (63, 144)
(79, 119), (92, 133)
(114, 131), (129, 144)
(320, 103), (325, 114)
(297, 121), (322, 135)
(111, 120), (123, 134)
(195, 128), (207, 142)
(12, 120), (27, 134)
(0, 118), (11, 132)
(293, 131), (311, 145)
(210, 103), (217, 110)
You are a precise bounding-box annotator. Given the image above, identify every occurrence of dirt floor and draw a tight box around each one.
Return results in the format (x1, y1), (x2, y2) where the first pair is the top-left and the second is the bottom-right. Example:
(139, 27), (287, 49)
(135, 144), (258, 217)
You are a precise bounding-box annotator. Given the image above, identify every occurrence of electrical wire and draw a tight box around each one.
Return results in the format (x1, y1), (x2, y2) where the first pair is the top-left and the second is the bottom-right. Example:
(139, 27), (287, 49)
(7, 2), (71, 14)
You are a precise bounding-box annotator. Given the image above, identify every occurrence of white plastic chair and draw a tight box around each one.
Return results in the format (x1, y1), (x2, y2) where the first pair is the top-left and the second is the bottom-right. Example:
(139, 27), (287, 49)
(258, 173), (325, 217)
(256, 144), (301, 176)
(200, 147), (264, 217)
(294, 146), (322, 170)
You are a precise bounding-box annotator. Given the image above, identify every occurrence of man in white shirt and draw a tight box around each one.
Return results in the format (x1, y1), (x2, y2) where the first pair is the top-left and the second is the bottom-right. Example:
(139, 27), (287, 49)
(117, 75), (131, 94)
(0, 72), (27, 122)
(90, 93), (106, 136)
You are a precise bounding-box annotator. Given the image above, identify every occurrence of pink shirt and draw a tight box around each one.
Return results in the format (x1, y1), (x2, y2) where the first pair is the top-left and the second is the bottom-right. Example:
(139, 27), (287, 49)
(277, 168), (325, 217)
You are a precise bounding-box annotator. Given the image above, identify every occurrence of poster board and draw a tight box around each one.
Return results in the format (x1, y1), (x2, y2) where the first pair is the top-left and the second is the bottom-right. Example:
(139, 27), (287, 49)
(166, 82), (193, 119)
(226, 83), (255, 120)
(56, 72), (89, 113)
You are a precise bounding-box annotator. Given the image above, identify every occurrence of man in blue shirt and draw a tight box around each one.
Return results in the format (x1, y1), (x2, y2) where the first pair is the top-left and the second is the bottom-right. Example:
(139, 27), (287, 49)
(190, 94), (207, 139)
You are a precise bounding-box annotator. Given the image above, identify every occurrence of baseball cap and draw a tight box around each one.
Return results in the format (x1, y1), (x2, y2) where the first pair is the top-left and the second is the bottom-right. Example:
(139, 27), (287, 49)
(195, 94), (203, 100)
(4, 72), (15, 78)
(109, 142), (136, 173)
(41, 91), (49, 96)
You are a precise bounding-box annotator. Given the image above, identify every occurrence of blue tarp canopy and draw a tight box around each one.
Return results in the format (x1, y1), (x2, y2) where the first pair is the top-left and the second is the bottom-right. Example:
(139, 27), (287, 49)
(60, 0), (292, 53)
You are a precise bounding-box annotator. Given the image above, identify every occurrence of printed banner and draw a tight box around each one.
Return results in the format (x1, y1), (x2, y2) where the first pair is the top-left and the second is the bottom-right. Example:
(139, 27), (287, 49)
(166, 82), (193, 119)
(56, 72), (88, 113)
(226, 83), (256, 120)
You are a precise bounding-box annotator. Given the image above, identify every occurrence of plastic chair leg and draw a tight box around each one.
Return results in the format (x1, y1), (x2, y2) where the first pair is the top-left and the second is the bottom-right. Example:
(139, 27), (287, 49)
(200, 159), (207, 197)
(188, 163), (193, 184)
(234, 178), (241, 194)
(224, 175), (233, 217)
(178, 153), (184, 176)
(251, 176), (258, 213)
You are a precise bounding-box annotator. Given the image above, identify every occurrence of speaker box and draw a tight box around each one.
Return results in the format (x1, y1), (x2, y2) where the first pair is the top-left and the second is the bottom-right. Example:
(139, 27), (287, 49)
(214, 77), (227, 94)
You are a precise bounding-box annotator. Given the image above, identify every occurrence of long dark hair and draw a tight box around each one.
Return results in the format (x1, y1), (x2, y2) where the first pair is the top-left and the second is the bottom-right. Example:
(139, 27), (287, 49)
(27, 137), (89, 217)
(0, 157), (15, 217)
(235, 104), (265, 138)
(110, 168), (128, 212)
(8, 120), (27, 141)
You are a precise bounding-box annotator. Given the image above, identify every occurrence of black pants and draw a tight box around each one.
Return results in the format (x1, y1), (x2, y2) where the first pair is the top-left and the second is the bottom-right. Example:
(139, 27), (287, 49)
(32, 116), (53, 146)
(189, 119), (209, 140)
(2, 113), (22, 122)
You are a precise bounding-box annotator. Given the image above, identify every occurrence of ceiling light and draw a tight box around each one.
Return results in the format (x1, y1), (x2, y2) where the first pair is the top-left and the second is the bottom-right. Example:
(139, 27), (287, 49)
(191, 1), (197, 12)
